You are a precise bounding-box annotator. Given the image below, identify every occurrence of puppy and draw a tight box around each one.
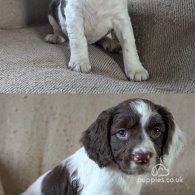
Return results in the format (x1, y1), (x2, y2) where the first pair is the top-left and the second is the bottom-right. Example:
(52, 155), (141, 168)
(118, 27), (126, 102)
(21, 99), (184, 195)
(44, 0), (149, 81)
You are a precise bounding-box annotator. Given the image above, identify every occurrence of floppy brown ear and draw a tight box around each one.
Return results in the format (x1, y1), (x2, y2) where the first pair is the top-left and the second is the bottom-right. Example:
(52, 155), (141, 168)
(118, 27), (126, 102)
(156, 105), (185, 168)
(81, 109), (114, 167)
(156, 105), (175, 156)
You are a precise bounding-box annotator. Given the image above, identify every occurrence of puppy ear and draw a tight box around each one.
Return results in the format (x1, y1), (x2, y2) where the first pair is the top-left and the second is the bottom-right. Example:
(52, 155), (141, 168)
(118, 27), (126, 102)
(81, 109), (114, 167)
(157, 105), (185, 169)
(163, 124), (185, 169)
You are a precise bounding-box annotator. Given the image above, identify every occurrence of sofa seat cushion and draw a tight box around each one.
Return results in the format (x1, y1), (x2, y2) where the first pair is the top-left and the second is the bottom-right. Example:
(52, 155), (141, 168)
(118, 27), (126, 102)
(0, 25), (194, 93)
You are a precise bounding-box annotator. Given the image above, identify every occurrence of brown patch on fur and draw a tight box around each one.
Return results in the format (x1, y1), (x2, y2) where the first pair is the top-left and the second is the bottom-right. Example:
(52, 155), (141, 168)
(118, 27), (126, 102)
(61, 0), (66, 18)
(48, 0), (61, 23)
(81, 109), (115, 167)
(42, 164), (78, 195)
(154, 105), (175, 157)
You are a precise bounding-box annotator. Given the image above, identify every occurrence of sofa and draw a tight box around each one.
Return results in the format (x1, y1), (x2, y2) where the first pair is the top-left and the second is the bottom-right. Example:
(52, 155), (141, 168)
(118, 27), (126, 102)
(0, 178), (5, 195)
(0, 94), (195, 195)
(0, 0), (194, 93)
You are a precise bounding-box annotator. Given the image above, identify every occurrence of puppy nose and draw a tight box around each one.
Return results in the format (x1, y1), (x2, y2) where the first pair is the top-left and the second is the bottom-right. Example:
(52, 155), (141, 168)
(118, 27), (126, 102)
(133, 152), (152, 165)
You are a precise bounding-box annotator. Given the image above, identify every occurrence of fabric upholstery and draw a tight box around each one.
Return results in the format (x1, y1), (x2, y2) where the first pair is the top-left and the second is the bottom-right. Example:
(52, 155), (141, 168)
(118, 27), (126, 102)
(0, 0), (194, 93)
(0, 178), (5, 195)
(0, 0), (49, 29)
(0, 25), (194, 93)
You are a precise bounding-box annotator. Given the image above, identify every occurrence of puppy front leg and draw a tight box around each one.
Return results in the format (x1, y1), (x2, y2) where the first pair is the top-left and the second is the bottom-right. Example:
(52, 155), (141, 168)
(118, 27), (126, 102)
(65, 6), (91, 73)
(113, 17), (149, 81)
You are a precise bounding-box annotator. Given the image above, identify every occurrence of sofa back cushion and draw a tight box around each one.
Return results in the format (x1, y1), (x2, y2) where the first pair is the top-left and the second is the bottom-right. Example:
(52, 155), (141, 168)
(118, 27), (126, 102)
(0, 0), (50, 29)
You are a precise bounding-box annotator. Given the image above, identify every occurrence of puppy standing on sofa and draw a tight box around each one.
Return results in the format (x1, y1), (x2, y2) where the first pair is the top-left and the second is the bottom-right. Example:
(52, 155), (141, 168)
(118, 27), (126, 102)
(21, 99), (185, 195)
(45, 0), (149, 81)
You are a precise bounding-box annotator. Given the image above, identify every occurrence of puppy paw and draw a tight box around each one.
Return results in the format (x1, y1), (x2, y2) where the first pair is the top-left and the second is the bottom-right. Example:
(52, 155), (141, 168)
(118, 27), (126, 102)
(44, 34), (66, 44)
(126, 68), (149, 81)
(98, 38), (121, 53)
(68, 59), (91, 73)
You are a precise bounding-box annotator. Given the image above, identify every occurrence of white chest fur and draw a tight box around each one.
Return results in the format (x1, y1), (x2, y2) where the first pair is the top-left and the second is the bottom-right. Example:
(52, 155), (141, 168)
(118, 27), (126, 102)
(60, 0), (128, 43)
(66, 148), (144, 195)
(82, 0), (127, 43)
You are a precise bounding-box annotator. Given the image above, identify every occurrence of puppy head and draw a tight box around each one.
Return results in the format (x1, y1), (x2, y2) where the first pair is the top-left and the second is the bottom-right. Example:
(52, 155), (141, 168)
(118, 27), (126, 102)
(82, 99), (184, 175)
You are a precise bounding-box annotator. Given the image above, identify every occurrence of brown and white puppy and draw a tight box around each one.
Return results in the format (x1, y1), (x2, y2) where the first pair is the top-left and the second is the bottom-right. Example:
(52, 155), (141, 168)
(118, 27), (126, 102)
(44, 0), (149, 81)
(21, 99), (184, 195)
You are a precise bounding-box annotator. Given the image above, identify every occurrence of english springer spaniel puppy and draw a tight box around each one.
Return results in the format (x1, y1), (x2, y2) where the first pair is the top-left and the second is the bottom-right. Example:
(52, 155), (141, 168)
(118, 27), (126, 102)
(44, 0), (149, 81)
(21, 99), (184, 195)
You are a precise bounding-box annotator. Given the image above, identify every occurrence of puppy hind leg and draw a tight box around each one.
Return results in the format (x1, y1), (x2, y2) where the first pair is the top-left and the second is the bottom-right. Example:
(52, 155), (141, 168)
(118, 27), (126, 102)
(44, 15), (66, 44)
(97, 32), (121, 53)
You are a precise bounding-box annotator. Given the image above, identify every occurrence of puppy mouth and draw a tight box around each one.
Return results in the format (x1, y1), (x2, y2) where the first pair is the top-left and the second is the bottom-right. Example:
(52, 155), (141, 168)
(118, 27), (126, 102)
(127, 164), (151, 175)
(118, 162), (151, 175)
(132, 164), (151, 174)
(115, 152), (155, 175)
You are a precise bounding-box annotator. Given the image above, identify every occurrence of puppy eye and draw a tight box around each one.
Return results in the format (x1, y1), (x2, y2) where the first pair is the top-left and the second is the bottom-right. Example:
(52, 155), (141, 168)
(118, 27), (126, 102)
(116, 129), (128, 139)
(151, 128), (162, 139)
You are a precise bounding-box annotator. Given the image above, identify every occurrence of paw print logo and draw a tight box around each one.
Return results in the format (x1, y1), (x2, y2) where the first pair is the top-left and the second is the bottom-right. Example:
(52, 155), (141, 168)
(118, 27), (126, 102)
(151, 164), (169, 177)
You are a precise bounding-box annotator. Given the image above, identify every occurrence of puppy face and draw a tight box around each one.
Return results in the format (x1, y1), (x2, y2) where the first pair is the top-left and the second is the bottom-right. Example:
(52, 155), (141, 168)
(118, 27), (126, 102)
(109, 100), (169, 174)
(82, 99), (184, 175)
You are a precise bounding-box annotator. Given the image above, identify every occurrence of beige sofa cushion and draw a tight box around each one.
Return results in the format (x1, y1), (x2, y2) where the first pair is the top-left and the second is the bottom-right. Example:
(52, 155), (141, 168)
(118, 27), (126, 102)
(0, 0), (49, 29)
(0, 179), (5, 195)
(0, 0), (194, 93)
